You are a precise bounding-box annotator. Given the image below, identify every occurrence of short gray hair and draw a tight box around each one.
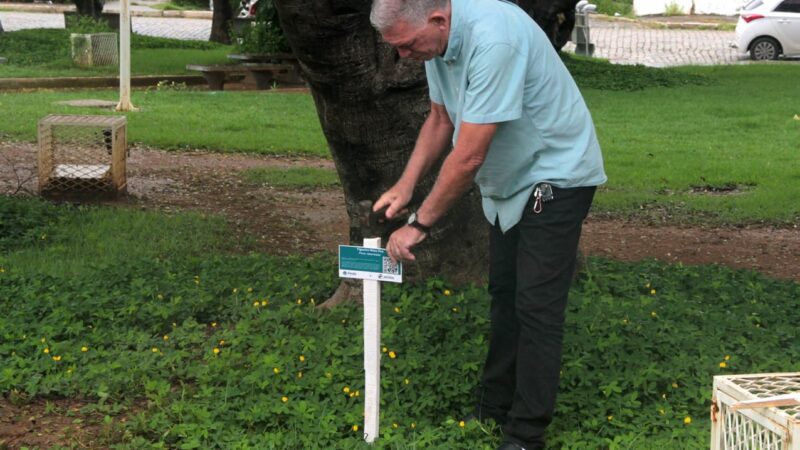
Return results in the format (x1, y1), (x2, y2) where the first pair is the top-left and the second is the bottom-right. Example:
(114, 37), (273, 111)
(370, 0), (449, 32)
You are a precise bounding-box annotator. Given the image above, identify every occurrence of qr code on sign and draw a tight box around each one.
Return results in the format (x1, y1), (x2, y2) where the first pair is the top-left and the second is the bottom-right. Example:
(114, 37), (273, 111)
(382, 257), (400, 275)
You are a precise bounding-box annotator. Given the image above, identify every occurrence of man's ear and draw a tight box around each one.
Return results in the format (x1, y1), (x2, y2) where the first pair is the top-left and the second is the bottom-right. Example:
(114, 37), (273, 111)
(428, 10), (449, 28)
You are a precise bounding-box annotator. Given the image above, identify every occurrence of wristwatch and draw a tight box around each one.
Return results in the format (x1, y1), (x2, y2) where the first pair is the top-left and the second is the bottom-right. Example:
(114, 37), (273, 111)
(407, 212), (431, 234)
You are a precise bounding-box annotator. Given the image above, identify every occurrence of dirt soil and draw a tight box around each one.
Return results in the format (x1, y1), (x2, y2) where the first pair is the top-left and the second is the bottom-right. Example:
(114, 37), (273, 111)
(1, 141), (798, 282)
(1, 140), (798, 447)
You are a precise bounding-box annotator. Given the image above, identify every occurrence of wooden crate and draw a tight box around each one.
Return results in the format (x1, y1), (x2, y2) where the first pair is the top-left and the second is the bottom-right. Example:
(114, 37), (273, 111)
(38, 115), (127, 198)
(711, 373), (800, 450)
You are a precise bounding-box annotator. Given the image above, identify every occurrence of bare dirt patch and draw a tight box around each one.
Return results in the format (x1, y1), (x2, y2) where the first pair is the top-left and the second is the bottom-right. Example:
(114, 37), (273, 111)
(2, 141), (798, 282)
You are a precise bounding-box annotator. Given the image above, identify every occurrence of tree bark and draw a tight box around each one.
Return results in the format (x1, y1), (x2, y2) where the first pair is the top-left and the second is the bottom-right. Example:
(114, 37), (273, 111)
(274, 0), (488, 286)
(210, 0), (235, 44)
(73, 0), (104, 18)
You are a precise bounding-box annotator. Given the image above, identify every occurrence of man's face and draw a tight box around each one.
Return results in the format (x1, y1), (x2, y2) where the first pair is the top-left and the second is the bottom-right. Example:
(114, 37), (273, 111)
(381, 13), (449, 61)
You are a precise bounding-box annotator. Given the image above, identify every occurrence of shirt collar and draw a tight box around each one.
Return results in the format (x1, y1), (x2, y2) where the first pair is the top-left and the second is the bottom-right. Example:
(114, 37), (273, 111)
(441, 0), (462, 63)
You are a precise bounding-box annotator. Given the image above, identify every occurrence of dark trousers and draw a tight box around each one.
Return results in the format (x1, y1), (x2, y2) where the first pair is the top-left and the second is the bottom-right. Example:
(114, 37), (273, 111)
(476, 185), (596, 449)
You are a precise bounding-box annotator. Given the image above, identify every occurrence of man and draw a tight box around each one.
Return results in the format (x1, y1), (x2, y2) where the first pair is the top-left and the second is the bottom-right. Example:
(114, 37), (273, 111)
(369, 0), (606, 448)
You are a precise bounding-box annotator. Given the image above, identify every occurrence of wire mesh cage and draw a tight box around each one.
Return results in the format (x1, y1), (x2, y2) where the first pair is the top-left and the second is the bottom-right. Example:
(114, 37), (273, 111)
(70, 32), (118, 67)
(38, 115), (128, 198)
(711, 373), (800, 450)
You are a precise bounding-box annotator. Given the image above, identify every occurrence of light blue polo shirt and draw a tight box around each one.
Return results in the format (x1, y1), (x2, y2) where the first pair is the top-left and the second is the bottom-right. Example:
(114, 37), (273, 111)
(425, 0), (607, 232)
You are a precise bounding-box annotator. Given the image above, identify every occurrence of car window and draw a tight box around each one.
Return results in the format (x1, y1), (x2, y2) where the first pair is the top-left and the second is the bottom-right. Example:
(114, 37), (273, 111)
(743, 0), (764, 10)
(774, 0), (800, 12)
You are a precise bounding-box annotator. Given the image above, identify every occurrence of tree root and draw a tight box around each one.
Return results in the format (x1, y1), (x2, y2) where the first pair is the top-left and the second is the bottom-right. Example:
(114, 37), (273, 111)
(316, 279), (362, 310)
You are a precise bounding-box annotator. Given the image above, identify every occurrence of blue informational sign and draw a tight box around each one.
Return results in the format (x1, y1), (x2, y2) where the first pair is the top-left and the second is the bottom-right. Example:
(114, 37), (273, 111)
(338, 245), (402, 283)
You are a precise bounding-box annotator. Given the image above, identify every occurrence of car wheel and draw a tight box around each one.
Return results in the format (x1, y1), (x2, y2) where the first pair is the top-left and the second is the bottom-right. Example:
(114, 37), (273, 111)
(749, 37), (780, 61)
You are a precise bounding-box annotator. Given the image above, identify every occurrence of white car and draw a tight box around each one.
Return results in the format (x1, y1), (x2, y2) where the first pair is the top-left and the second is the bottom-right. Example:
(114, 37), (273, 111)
(734, 0), (800, 60)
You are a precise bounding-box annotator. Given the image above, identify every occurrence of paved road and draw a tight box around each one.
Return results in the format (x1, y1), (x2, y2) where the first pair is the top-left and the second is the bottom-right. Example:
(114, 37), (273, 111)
(0, 10), (211, 41)
(0, 11), (745, 67)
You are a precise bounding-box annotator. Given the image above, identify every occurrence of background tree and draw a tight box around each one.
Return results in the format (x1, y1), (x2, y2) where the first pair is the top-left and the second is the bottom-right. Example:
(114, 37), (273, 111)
(73, 0), (104, 18)
(210, 0), (236, 44)
(273, 0), (579, 303)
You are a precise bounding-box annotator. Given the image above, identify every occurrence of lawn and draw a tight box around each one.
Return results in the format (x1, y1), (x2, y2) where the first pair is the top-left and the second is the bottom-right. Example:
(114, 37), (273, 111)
(1, 61), (797, 225)
(1, 195), (798, 448)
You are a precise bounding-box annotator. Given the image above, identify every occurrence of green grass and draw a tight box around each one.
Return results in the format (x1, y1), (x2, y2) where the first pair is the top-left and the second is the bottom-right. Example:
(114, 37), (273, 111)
(1, 196), (798, 448)
(581, 64), (800, 225)
(594, 0), (633, 16)
(241, 167), (340, 188)
(0, 89), (328, 155)
(0, 29), (231, 77)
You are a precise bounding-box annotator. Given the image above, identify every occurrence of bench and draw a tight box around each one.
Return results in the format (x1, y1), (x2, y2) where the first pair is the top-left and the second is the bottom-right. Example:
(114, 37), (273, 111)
(186, 63), (299, 91)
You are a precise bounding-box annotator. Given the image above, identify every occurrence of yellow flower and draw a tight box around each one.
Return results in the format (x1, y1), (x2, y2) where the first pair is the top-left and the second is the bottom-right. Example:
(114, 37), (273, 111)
(273, 367), (280, 374)
(355, 390), (360, 397)
(0, 267), (5, 273)
(298, 355), (305, 362)
(645, 282), (651, 288)
(659, 408), (665, 415)
(253, 301), (260, 307)
(349, 392), (355, 398)
(444, 289), (452, 296)
(452, 307), (459, 312)
(724, 355), (731, 361)
(261, 300), (268, 306)
(152, 347), (159, 353)
(684, 416), (692, 425)
(671, 382), (679, 388)
(41, 234), (47, 240)
(247, 287), (253, 293)
(325, 372), (332, 378)
(607, 415), (613, 421)
(193, 276), (200, 285)
(388, 351), (397, 359)
(394, 307), (401, 313)
(297, 371), (303, 379)
(719, 361), (727, 368)
(651, 311), (657, 318)
(352, 425), (359, 432)
(296, 298), (303, 305)
(382, 347), (387, 353)
(211, 322), (217, 328)
(392, 423), (399, 429)
(343, 386), (350, 393)
(163, 335), (169, 341)
(213, 347), (221, 355)
(404, 378), (410, 385)
(157, 294), (163, 300)
(459, 420), (465, 428)
(281, 396), (288, 403)
(410, 423), (416, 429)
(650, 289), (657, 295)
(41, 338), (47, 343)
(81, 346), (88, 352)
(43, 347), (50, 354)
(232, 288), (239, 294)
(219, 340), (225, 346)
(52, 355), (61, 361)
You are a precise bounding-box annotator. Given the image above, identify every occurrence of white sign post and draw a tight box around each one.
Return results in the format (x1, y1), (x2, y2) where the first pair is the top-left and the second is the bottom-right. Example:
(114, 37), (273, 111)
(362, 237), (381, 443)
(338, 239), (402, 444)
(116, 0), (136, 111)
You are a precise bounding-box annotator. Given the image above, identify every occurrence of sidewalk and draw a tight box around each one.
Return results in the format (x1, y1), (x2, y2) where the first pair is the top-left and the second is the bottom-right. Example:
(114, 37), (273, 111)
(0, 1), (212, 18)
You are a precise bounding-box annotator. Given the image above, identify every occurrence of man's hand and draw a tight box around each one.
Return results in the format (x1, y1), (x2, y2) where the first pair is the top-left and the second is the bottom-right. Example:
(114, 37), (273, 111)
(373, 184), (413, 220)
(386, 225), (427, 262)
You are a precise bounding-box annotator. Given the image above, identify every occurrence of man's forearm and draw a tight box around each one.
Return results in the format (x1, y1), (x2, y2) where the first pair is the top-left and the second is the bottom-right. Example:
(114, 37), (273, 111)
(416, 122), (497, 226)
(395, 103), (454, 191)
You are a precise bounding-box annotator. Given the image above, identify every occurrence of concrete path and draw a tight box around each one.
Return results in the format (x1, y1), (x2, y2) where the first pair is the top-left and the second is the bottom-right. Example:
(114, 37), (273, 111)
(0, 9), (746, 66)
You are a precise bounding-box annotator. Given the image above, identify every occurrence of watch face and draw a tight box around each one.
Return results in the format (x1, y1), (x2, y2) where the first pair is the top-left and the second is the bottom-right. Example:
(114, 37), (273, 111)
(407, 212), (417, 225)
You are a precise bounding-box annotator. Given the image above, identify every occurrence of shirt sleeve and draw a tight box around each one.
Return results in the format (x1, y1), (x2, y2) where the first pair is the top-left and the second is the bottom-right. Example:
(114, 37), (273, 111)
(425, 60), (444, 105)
(461, 43), (526, 124)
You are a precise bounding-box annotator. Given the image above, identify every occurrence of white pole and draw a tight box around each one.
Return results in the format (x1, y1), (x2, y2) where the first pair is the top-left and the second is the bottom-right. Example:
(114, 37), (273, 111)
(363, 237), (381, 443)
(116, 0), (136, 111)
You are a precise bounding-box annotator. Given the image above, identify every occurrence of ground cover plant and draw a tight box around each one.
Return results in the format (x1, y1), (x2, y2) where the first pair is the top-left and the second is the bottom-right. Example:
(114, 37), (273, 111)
(0, 28), (231, 78)
(1, 196), (799, 448)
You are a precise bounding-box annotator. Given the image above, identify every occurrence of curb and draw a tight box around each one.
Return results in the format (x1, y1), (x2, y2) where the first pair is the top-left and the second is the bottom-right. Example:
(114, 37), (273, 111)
(0, 75), (206, 90)
(0, 2), (212, 19)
